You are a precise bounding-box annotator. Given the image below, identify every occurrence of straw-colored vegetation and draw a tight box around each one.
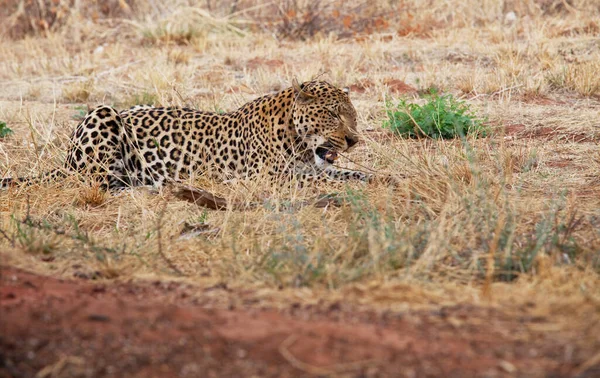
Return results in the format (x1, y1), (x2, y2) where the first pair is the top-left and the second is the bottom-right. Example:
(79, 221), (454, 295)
(1, 0), (599, 316)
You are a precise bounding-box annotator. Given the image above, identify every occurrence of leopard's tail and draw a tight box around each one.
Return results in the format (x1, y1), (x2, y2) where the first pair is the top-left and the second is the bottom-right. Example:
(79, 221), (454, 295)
(1, 169), (66, 189)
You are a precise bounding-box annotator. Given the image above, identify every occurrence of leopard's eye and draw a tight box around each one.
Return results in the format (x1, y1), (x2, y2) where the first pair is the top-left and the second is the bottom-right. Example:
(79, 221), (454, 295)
(326, 109), (339, 119)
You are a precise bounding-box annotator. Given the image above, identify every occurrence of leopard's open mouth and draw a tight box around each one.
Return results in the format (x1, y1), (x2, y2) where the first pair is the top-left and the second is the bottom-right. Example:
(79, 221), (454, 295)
(316, 146), (338, 164)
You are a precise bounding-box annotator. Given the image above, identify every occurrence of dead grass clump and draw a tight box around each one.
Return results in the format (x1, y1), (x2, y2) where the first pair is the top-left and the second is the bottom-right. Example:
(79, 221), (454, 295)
(25, 85), (43, 101)
(138, 22), (207, 46)
(131, 7), (246, 46)
(456, 74), (476, 95)
(119, 91), (160, 109)
(258, 1), (396, 40)
(274, 1), (328, 40)
(167, 49), (192, 65)
(449, 161), (475, 184)
(502, 146), (539, 174)
(62, 80), (95, 103)
(1, 0), (134, 39)
(1, 0), (73, 39)
(77, 181), (107, 208)
(536, 0), (582, 15)
(407, 175), (450, 215)
(549, 19), (600, 37)
(546, 61), (600, 97)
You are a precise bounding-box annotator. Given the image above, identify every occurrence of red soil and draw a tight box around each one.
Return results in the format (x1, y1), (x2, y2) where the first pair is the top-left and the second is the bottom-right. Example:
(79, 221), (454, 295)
(1, 265), (598, 377)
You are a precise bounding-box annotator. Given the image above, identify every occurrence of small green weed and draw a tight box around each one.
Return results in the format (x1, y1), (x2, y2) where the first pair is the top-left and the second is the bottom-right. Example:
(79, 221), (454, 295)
(384, 92), (488, 139)
(0, 121), (13, 138)
(9, 213), (122, 263)
(72, 105), (88, 121)
(13, 216), (60, 256)
(121, 91), (159, 109)
(197, 209), (209, 223)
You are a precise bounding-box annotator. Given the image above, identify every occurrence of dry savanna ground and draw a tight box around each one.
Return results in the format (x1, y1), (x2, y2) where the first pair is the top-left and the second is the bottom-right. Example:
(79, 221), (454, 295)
(1, 0), (600, 377)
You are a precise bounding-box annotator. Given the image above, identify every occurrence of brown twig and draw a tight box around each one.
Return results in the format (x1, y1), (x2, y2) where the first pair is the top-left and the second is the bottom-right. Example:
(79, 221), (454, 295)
(172, 183), (342, 210)
(0, 228), (14, 246)
(172, 183), (240, 210)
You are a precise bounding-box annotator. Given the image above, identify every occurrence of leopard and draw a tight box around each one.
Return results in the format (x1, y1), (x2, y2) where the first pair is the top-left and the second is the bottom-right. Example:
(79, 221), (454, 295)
(2, 80), (376, 190)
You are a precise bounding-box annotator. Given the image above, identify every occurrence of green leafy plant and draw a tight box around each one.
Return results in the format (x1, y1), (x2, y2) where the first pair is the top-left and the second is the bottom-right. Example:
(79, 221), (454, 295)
(0, 121), (13, 138)
(384, 92), (488, 139)
(72, 105), (88, 121)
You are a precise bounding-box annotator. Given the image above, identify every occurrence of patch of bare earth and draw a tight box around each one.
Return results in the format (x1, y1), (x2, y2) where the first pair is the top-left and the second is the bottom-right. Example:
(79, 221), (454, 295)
(1, 266), (598, 378)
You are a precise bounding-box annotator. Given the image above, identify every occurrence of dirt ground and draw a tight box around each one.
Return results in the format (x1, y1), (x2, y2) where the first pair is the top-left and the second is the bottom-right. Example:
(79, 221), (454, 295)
(1, 265), (598, 378)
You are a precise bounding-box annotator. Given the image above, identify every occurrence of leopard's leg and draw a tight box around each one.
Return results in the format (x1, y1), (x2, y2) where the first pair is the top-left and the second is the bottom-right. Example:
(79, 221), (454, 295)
(117, 113), (166, 189)
(323, 166), (373, 182)
(291, 164), (399, 186)
(323, 166), (401, 185)
(285, 163), (371, 186)
(65, 105), (129, 189)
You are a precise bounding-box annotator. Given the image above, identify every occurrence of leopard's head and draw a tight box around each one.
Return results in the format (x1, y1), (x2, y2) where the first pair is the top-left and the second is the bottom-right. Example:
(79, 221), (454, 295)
(291, 80), (359, 167)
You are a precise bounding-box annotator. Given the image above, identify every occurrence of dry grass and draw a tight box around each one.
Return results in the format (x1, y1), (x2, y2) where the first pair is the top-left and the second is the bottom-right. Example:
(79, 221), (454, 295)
(1, 0), (599, 316)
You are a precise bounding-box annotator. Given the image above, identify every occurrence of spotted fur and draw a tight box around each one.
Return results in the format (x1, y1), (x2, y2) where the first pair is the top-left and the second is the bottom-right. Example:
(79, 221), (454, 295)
(2, 80), (373, 189)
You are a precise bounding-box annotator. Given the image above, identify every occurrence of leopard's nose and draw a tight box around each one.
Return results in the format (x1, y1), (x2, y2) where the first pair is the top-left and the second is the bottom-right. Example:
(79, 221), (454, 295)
(345, 136), (358, 148)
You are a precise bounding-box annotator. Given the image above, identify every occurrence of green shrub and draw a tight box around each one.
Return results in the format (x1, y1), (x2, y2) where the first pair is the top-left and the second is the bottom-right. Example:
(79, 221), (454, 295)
(384, 92), (488, 139)
(0, 121), (13, 138)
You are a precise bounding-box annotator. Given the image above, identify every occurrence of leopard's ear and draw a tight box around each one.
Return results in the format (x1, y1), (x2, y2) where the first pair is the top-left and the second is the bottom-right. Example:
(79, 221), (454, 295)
(342, 87), (350, 94)
(292, 78), (316, 105)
